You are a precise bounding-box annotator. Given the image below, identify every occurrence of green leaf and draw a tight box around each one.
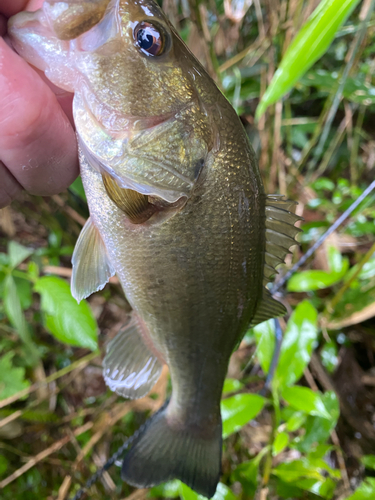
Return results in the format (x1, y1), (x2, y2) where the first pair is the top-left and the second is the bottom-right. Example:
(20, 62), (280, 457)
(272, 459), (323, 482)
(287, 257), (348, 291)
(253, 319), (275, 374)
(273, 431), (289, 455)
(34, 276), (98, 350)
(178, 482), (237, 500)
(0, 455), (8, 476)
(291, 477), (336, 499)
(345, 478), (375, 500)
(295, 392), (339, 453)
(232, 456), (263, 497)
(3, 275), (39, 364)
(320, 341), (338, 373)
(281, 386), (332, 419)
(361, 455), (375, 470)
(256, 0), (361, 118)
(275, 301), (318, 389)
(14, 277), (33, 310)
(149, 480), (181, 499)
(327, 246), (345, 273)
(285, 410), (307, 432)
(300, 70), (375, 106)
(222, 378), (244, 394)
(221, 394), (265, 438)
(69, 176), (87, 201)
(0, 352), (30, 400)
(8, 241), (34, 269)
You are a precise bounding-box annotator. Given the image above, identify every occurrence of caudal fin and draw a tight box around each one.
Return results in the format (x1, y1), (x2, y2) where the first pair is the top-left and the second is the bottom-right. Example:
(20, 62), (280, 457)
(122, 403), (222, 498)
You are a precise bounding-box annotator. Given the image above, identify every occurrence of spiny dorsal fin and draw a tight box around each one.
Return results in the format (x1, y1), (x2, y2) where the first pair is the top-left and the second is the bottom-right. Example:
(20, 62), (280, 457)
(264, 195), (302, 285)
(250, 195), (302, 327)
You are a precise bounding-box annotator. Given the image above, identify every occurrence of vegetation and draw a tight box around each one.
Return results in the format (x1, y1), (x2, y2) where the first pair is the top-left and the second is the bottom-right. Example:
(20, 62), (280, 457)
(1, 0), (375, 499)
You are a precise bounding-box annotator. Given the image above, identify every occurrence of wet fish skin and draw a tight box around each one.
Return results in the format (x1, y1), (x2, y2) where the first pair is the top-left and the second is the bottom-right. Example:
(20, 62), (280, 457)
(9, 1), (299, 497)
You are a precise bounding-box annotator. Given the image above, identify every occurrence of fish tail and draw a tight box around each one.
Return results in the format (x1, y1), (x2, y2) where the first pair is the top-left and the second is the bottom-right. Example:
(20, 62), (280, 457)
(121, 402), (222, 498)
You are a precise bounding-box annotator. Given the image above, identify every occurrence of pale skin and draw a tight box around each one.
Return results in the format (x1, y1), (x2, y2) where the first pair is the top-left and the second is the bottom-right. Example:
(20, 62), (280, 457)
(0, 0), (78, 208)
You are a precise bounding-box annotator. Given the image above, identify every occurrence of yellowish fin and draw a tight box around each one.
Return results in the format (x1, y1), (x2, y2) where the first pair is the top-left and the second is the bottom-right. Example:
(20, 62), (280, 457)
(102, 174), (156, 224)
(71, 217), (115, 303)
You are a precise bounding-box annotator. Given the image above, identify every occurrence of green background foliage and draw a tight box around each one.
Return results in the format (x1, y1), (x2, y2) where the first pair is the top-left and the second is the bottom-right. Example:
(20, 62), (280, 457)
(1, 0), (375, 499)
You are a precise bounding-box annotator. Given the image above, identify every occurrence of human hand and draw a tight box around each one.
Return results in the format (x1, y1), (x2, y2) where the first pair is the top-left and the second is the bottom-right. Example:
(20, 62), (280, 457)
(0, 0), (78, 208)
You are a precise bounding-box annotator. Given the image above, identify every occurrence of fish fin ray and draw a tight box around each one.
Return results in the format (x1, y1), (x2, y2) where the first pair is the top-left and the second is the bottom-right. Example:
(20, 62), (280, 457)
(103, 315), (163, 399)
(250, 288), (286, 327)
(122, 403), (222, 498)
(264, 195), (302, 286)
(71, 217), (115, 303)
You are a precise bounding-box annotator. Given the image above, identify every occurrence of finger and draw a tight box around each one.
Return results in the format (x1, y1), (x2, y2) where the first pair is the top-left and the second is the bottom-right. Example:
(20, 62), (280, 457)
(0, 38), (79, 196)
(0, 161), (23, 208)
(0, 1), (29, 18)
(0, 15), (6, 36)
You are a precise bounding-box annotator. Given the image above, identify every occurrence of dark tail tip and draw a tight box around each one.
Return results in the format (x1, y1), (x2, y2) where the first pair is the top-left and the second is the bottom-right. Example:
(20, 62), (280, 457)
(121, 404), (222, 498)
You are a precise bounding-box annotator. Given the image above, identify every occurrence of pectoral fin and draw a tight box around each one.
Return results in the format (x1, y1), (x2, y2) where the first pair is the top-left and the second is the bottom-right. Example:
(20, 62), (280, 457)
(71, 217), (115, 303)
(103, 315), (163, 399)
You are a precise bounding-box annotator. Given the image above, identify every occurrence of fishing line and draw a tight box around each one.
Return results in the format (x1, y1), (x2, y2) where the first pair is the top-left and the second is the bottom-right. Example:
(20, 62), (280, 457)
(70, 423), (145, 500)
(70, 180), (375, 499)
(272, 179), (375, 294)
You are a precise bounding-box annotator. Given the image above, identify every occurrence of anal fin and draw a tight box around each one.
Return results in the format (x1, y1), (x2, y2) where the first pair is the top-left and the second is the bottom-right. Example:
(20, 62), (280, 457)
(103, 315), (163, 399)
(71, 217), (115, 303)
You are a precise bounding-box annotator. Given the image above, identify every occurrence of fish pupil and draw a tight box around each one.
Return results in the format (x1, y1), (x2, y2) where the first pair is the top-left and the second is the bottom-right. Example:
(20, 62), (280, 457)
(134, 21), (166, 56)
(137, 29), (153, 50)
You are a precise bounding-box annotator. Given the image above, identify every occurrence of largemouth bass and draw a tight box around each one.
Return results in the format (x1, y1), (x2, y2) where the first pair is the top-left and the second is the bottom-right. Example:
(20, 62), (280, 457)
(9, 1), (300, 496)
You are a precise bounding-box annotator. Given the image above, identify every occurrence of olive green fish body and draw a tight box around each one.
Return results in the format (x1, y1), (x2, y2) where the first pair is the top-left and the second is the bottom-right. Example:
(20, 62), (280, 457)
(9, 1), (300, 496)
(81, 97), (265, 421)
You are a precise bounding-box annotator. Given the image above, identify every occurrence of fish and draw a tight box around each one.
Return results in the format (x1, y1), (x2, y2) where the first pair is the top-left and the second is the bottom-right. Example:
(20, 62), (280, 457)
(9, 0), (301, 497)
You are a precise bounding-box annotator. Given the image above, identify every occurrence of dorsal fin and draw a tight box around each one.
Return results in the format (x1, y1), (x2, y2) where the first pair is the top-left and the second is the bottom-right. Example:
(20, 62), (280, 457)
(251, 195), (302, 327)
(263, 195), (302, 286)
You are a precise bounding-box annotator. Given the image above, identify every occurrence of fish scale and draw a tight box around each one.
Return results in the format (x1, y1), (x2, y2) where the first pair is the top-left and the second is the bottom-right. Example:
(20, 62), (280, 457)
(9, 0), (301, 496)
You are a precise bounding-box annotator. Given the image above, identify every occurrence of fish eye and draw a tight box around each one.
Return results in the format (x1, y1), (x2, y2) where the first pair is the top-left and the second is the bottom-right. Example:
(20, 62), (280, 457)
(133, 21), (168, 57)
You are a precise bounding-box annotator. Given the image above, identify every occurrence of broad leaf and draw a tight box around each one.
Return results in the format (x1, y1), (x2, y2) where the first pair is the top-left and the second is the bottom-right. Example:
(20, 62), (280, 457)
(287, 251), (349, 292)
(3, 275), (39, 364)
(345, 478), (375, 500)
(295, 392), (339, 453)
(320, 341), (338, 373)
(174, 482), (237, 500)
(281, 386), (332, 419)
(273, 431), (289, 455)
(274, 301), (318, 389)
(222, 378), (244, 394)
(256, 0), (361, 117)
(34, 276), (98, 350)
(253, 319), (275, 374)
(272, 459), (323, 482)
(8, 241), (34, 269)
(0, 352), (29, 400)
(361, 455), (375, 471)
(221, 393), (265, 438)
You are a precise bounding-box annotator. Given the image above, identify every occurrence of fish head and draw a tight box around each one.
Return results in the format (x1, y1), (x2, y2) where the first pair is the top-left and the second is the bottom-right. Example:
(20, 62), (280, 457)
(9, 0), (218, 203)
